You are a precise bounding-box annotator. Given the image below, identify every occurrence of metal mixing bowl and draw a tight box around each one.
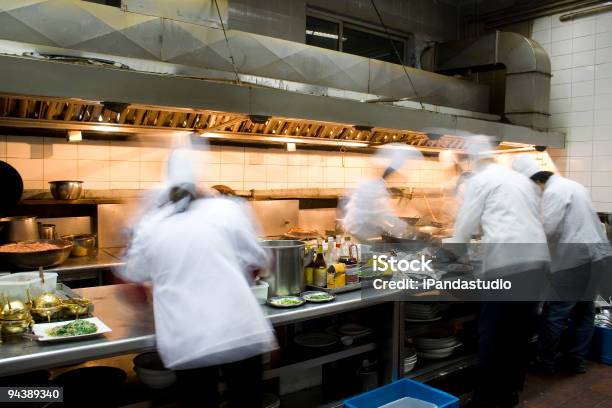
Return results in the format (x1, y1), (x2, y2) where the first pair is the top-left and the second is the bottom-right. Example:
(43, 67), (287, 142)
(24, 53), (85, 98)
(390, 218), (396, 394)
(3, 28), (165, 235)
(62, 234), (96, 257)
(0, 239), (73, 269)
(49, 181), (83, 200)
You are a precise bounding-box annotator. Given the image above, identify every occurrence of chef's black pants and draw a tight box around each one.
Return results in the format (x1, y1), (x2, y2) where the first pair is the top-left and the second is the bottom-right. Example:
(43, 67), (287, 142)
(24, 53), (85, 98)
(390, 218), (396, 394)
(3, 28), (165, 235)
(538, 301), (595, 366)
(176, 354), (263, 408)
(473, 301), (538, 408)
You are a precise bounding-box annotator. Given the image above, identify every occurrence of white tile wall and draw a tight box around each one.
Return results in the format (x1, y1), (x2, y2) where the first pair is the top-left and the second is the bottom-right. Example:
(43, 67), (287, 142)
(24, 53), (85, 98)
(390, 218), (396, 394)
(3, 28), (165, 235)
(532, 10), (612, 211)
(1, 136), (451, 192)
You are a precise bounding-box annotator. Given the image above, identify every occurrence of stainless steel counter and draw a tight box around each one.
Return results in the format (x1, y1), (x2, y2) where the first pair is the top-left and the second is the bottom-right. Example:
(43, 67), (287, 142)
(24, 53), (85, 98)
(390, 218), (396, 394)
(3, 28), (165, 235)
(0, 250), (124, 275)
(0, 284), (397, 377)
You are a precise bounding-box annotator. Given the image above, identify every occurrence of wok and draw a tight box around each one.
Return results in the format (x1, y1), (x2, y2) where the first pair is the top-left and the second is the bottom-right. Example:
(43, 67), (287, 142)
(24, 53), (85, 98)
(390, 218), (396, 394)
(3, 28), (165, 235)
(0, 239), (73, 269)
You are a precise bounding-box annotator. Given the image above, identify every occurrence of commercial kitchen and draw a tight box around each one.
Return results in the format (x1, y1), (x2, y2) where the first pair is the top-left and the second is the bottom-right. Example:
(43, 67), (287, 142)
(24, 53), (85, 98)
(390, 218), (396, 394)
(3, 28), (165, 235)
(0, 1), (611, 407)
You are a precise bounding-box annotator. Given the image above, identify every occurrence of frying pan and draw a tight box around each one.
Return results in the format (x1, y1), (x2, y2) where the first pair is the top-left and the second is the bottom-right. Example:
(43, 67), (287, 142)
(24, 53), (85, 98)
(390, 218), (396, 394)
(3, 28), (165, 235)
(0, 161), (24, 210)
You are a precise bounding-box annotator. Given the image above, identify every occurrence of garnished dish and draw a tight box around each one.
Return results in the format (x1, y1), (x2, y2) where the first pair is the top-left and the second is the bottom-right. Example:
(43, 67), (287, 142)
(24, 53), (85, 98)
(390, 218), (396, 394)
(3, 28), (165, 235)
(46, 319), (97, 337)
(32, 317), (111, 342)
(0, 242), (61, 253)
(301, 291), (335, 303)
(267, 296), (305, 308)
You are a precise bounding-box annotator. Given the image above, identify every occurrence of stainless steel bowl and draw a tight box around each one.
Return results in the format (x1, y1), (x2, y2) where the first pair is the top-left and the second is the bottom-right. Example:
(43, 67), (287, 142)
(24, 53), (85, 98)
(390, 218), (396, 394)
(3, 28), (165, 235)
(62, 234), (96, 257)
(49, 181), (83, 200)
(0, 239), (73, 269)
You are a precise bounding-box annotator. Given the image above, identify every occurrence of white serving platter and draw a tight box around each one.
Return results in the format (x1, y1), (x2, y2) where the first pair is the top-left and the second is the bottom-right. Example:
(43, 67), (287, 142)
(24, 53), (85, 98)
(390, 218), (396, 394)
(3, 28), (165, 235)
(32, 317), (111, 342)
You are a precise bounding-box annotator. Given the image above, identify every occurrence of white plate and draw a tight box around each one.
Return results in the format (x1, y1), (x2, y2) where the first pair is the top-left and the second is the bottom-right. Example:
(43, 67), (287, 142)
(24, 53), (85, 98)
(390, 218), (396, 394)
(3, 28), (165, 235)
(338, 323), (371, 336)
(405, 316), (442, 323)
(32, 317), (111, 342)
(418, 350), (454, 360)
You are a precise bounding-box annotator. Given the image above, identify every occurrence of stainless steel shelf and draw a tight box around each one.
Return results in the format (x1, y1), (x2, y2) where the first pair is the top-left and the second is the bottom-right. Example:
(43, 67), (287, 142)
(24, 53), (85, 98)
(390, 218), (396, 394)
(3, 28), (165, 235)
(263, 342), (377, 380)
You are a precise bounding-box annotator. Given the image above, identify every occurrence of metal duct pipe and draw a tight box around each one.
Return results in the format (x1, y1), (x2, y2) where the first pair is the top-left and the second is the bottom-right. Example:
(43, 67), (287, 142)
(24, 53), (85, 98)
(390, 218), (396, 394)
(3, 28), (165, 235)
(421, 31), (551, 130)
(477, 0), (608, 28)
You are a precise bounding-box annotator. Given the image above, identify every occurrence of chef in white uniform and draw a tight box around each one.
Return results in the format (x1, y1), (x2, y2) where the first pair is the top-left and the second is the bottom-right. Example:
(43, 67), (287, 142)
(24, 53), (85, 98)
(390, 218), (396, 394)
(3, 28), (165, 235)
(119, 140), (276, 407)
(450, 136), (549, 408)
(342, 144), (422, 241)
(513, 154), (611, 374)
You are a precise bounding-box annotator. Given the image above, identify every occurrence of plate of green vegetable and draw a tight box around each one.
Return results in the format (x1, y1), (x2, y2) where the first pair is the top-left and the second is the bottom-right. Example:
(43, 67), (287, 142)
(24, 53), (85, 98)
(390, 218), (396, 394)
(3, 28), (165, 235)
(267, 296), (305, 308)
(32, 317), (111, 341)
(301, 291), (335, 303)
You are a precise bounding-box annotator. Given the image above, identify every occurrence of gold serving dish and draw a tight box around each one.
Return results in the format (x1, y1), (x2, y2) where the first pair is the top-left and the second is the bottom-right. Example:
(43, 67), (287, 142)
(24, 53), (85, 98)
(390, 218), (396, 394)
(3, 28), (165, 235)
(0, 299), (31, 321)
(61, 298), (92, 317)
(1, 317), (32, 335)
(30, 293), (62, 322)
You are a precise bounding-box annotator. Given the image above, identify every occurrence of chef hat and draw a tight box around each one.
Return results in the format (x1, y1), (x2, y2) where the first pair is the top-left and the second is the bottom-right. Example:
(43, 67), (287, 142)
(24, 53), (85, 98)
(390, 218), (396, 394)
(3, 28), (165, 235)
(372, 144), (424, 175)
(512, 154), (541, 179)
(438, 150), (459, 169)
(167, 133), (198, 188)
(464, 135), (495, 162)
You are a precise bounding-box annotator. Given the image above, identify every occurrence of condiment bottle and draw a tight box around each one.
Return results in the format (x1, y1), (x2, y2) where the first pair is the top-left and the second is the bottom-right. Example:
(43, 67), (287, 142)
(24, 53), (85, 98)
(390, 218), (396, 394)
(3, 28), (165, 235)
(313, 242), (327, 287)
(327, 263), (346, 289)
(304, 244), (315, 285)
(325, 236), (336, 265)
(334, 263), (346, 288)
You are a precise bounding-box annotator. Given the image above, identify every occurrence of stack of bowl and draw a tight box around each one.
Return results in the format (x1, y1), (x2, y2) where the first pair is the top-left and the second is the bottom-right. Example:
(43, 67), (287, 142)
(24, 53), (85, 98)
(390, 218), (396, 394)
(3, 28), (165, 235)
(405, 303), (440, 322)
(403, 347), (418, 374)
(414, 334), (461, 360)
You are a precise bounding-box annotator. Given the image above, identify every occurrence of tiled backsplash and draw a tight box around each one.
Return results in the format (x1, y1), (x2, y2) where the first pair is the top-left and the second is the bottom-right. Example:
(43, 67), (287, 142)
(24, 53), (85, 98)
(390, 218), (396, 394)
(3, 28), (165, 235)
(531, 10), (612, 212)
(0, 135), (452, 192)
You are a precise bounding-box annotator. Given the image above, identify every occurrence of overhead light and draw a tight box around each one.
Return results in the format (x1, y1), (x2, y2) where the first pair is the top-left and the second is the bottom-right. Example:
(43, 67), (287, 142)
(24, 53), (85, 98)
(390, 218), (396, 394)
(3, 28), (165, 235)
(67, 130), (82, 142)
(200, 132), (367, 148)
(286, 142), (297, 152)
(90, 125), (118, 132)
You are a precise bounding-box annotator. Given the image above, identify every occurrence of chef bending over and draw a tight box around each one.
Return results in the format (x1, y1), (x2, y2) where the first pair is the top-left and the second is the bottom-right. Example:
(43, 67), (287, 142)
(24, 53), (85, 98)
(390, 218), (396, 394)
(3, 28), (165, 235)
(117, 136), (276, 408)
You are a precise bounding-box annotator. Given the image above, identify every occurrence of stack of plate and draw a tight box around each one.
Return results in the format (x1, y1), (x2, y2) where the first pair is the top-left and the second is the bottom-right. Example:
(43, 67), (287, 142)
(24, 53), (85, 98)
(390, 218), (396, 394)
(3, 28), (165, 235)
(414, 335), (461, 360)
(405, 303), (441, 322)
(403, 347), (418, 374)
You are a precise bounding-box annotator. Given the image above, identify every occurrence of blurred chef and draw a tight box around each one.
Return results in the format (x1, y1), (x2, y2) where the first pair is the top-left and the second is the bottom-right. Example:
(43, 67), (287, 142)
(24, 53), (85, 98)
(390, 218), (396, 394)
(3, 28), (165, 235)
(448, 136), (549, 408)
(118, 137), (276, 408)
(342, 144), (423, 241)
(513, 154), (612, 374)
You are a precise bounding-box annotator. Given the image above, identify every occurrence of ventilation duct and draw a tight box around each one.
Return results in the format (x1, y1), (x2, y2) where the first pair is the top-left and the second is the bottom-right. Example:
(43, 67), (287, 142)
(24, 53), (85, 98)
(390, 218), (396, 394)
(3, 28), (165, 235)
(421, 31), (551, 130)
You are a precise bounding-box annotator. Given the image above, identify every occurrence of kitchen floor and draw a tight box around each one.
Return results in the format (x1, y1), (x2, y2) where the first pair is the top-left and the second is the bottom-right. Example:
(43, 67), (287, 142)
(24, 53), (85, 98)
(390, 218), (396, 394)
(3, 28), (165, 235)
(518, 362), (612, 408)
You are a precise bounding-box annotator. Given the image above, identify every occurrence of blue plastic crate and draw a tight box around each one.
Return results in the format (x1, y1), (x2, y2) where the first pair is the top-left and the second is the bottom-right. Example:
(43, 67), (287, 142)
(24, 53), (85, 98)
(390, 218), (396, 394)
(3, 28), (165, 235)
(592, 326), (612, 365)
(344, 378), (460, 408)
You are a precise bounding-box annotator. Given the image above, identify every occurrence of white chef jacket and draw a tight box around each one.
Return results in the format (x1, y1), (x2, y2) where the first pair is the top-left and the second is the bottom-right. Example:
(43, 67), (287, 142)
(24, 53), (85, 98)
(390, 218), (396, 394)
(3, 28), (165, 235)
(541, 174), (612, 271)
(450, 162), (550, 271)
(342, 179), (407, 241)
(118, 196), (276, 370)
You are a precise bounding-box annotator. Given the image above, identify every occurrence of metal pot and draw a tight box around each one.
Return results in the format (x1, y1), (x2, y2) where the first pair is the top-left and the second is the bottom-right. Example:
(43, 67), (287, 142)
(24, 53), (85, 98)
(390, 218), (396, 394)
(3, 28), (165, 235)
(49, 181), (83, 200)
(0, 216), (39, 244)
(260, 240), (305, 297)
(62, 234), (96, 257)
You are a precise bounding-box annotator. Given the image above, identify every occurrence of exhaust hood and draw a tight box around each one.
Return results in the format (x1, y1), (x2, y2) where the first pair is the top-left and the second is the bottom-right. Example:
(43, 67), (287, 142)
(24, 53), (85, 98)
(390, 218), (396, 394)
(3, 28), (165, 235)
(0, 0), (564, 149)
(0, 52), (564, 150)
